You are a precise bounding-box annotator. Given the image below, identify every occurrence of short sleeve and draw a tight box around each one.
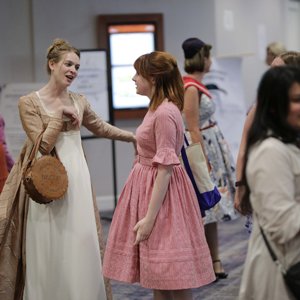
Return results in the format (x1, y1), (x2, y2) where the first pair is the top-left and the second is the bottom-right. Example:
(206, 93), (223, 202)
(152, 107), (181, 166)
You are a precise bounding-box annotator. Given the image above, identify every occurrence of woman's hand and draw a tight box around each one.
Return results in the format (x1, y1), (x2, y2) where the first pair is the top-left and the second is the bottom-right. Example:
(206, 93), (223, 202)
(234, 185), (245, 213)
(62, 106), (80, 126)
(133, 217), (155, 245)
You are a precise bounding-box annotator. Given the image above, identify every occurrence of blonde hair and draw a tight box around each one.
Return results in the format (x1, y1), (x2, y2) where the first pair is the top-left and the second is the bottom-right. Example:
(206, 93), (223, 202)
(133, 51), (184, 111)
(46, 38), (80, 75)
(267, 42), (286, 57)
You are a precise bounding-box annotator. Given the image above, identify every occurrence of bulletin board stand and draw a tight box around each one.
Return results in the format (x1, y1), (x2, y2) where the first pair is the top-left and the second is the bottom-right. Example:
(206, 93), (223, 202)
(69, 49), (118, 216)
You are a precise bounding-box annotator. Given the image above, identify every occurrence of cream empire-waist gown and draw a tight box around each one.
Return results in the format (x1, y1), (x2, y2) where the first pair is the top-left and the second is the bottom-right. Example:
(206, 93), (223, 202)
(23, 129), (106, 300)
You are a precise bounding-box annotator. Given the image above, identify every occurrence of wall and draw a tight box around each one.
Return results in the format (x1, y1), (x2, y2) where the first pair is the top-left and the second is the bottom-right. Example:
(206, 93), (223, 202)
(0, 0), (299, 210)
(0, 0), (34, 83)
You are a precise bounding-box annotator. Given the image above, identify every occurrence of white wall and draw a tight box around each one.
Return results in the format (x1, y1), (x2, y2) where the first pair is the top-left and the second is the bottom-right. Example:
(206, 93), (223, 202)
(0, 0), (34, 83)
(284, 0), (300, 52)
(1, 0), (299, 210)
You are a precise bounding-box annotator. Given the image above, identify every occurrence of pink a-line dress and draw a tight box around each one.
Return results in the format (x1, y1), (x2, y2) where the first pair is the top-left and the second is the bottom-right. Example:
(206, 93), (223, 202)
(103, 101), (215, 290)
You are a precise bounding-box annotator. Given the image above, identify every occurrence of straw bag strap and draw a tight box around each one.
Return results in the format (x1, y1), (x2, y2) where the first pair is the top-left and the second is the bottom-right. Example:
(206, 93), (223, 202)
(180, 136), (201, 200)
(26, 132), (58, 168)
(27, 132), (44, 165)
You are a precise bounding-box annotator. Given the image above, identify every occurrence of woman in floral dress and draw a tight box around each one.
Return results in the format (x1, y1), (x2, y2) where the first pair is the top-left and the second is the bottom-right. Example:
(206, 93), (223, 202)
(181, 37), (238, 279)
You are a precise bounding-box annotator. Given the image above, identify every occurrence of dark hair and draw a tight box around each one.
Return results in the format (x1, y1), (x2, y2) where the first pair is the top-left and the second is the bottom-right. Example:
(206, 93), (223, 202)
(184, 44), (212, 73)
(46, 38), (80, 75)
(133, 51), (184, 111)
(239, 66), (300, 215)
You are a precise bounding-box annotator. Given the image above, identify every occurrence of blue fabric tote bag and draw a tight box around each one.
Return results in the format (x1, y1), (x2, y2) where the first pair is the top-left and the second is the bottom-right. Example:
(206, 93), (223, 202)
(180, 134), (221, 217)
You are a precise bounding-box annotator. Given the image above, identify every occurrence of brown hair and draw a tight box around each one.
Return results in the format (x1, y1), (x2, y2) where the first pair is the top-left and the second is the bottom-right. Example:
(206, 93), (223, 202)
(184, 44), (212, 73)
(46, 38), (80, 75)
(280, 51), (300, 67)
(133, 51), (184, 111)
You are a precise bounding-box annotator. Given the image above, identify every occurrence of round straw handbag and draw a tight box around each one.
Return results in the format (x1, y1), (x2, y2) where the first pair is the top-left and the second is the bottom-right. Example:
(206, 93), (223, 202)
(23, 132), (68, 204)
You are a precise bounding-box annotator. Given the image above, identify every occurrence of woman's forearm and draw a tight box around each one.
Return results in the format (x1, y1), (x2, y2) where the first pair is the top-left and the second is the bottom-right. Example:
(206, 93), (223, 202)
(145, 165), (173, 222)
(235, 105), (256, 182)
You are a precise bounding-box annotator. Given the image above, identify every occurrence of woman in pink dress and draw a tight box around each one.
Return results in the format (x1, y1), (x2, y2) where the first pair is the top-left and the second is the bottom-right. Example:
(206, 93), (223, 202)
(103, 51), (215, 300)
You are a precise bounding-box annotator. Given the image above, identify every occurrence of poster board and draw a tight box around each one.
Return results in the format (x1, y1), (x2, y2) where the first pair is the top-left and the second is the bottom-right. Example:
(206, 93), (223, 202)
(0, 83), (44, 160)
(71, 49), (109, 137)
(203, 57), (247, 161)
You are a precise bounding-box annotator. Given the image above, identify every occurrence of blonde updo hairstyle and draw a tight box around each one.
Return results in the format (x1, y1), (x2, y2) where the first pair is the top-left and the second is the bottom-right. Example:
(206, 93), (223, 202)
(184, 44), (212, 74)
(133, 51), (184, 111)
(267, 42), (286, 57)
(46, 38), (80, 75)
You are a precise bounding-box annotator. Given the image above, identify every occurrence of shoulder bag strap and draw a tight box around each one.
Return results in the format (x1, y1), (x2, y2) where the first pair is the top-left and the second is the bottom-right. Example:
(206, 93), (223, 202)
(183, 133), (189, 147)
(25, 131), (59, 168)
(27, 132), (44, 165)
(258, 222), (286, 273)
(180, 135), (202, 201)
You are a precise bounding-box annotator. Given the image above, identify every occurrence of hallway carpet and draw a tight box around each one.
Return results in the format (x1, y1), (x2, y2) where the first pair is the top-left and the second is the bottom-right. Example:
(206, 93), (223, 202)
(100, 214), (249, 300)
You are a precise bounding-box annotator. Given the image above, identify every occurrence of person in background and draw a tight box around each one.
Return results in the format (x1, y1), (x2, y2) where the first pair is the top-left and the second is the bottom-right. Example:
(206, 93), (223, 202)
(0, 38), (136, 300)
(103, 51), (215, 300)
(238, 66), (300, 300)
(181, 37), (238, 279)
(265, 41), (286, 66)
(271, 51), (300, 68)
(234, 51), (300, 232)
(0, 114), (14, 192)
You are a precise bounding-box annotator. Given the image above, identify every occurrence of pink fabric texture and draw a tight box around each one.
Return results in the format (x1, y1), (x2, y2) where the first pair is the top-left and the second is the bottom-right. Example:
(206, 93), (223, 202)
(103, 101), (215, 290)
(0, 114), (14, 171)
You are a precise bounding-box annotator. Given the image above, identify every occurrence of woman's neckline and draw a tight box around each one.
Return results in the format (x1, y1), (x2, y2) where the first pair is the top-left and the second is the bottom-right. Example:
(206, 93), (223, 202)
(35, 91), (78, 116)
(36, 91), (55, 115)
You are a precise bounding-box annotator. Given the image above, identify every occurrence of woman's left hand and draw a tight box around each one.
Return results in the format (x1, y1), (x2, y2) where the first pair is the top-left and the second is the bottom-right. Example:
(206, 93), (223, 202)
(62, 106), (80, 126)
(133, 217), (155, 245)
(234, 185), (246, 213)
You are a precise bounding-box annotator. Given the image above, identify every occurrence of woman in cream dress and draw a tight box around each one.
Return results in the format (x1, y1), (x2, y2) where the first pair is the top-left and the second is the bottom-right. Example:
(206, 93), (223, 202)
(0, 39), (135, 300)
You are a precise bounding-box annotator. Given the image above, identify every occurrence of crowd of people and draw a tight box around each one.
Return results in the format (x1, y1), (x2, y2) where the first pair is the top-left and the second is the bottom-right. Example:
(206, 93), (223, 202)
(0, 37), (299, 300)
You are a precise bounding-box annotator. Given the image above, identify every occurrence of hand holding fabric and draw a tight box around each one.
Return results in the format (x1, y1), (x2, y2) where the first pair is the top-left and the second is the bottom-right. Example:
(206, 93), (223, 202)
(62, 105), (80, 126)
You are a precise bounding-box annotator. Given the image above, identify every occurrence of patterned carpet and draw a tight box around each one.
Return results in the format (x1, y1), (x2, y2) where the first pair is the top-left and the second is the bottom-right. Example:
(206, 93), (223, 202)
(100, 213), (249, 300)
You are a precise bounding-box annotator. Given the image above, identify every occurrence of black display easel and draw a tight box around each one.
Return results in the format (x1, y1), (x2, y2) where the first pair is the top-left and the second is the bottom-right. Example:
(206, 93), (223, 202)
(77, 49), (118, 221)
